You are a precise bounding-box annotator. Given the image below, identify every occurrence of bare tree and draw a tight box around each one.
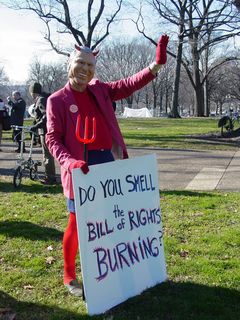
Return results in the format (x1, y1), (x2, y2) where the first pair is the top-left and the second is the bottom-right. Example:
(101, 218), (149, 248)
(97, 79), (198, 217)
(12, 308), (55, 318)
(178, 71), (195, 116)
(1, 0), (123, 55)
(0, 65), (9, 86)
(184, 1), (239, 116)
(208, 67), (230, 115)
(0, 65), (10, 98)
(152, 58), (175, 116)
(225, 61), (240, 102)
(96, 39), (153, 108)
(208, 59), (240, 116)
(150, 0), (191, 118)
(27, 57), (68, 93)
(233, 0), (240, 11)
(96, 38), (174, 114)
(133, 0), (240, 117)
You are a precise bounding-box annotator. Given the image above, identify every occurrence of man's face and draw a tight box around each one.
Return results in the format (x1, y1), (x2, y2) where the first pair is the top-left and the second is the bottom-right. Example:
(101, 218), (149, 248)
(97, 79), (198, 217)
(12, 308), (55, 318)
(30, 92), (38, 100)
(12, 93), (19, 101)
(68, 50), (96, 91)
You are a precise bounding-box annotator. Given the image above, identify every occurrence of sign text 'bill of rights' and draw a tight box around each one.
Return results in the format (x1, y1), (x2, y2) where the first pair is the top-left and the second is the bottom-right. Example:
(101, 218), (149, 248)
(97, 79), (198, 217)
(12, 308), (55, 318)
(72, 154), (167, 315)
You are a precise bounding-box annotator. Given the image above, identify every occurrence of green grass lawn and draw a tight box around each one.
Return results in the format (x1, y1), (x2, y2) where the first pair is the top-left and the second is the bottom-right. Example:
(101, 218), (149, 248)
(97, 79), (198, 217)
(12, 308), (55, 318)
(0, 118), (239, 319)
(0, 179), (239, 320)
(4, 117), (239, 151)
(118, 118), (240, 151)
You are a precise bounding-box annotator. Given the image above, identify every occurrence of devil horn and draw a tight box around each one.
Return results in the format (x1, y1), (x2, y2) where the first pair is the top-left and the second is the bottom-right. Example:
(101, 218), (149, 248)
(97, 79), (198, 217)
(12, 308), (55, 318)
(92, 49), (99, 57)
(74, 44), (99, 56)
(75, 44), (81, 51)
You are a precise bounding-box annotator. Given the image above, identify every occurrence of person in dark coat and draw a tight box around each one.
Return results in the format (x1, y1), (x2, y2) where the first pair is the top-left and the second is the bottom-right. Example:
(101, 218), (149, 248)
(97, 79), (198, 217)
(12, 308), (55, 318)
(7, 91), (26, 152)
(0, 98), (6, 151)
(29, 82), (57, 185)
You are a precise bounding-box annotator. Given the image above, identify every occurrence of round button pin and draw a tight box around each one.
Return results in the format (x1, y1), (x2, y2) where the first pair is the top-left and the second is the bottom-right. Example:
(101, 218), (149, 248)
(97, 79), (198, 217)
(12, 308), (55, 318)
(70, 104), (78, 113)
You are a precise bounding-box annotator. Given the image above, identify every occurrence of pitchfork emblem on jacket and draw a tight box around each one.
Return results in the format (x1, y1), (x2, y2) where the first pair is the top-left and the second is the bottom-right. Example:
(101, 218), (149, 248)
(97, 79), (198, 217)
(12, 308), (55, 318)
(75, 115), (96, 161)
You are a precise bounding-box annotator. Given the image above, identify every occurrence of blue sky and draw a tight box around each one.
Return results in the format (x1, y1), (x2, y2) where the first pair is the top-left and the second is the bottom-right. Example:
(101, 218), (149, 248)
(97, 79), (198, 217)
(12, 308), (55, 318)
(0, 1), (159, 84)
(0, 6), (61, 83)
(1, 2), (239, 85)
(0, 3), (144, 84)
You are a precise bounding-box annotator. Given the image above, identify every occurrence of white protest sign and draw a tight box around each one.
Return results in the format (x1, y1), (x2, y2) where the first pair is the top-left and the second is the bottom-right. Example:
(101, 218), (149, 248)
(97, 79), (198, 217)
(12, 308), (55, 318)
(72, 154), (167, 315)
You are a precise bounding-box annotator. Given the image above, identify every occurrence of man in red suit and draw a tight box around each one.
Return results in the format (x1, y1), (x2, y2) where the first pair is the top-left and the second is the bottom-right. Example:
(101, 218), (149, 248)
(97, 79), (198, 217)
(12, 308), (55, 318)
(46, 35), (169, 297)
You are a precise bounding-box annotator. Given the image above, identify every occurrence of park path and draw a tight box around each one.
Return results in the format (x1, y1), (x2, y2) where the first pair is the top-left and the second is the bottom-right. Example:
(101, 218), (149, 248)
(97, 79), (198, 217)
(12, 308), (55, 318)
(1, 141), (240, 191)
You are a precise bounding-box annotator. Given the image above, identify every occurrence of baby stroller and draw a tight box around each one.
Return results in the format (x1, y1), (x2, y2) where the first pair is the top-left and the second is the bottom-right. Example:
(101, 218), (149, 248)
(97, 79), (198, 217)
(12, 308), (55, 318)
(12, 125), (42, 188)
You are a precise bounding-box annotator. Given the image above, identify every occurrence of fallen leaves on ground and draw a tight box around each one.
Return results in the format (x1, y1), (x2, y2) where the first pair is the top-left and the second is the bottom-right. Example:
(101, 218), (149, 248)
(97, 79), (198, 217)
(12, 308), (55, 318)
(46, 256), (55, 264)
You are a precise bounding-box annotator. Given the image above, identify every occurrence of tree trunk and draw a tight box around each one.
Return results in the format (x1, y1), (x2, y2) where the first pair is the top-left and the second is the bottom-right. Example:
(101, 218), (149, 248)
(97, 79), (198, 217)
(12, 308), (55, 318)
(153, 93), (157, 116)
(194, 82), (204, 116)
(126, 96), (133, 108)
(204, 79), (210, 117)
(191, 40), (204, 116)
(120, 100), (124, 114)
(145, 92), (149, 109)
(170, 31), (184, 118)
(152, 83), (157, 114)
(219, 102), (223, 115)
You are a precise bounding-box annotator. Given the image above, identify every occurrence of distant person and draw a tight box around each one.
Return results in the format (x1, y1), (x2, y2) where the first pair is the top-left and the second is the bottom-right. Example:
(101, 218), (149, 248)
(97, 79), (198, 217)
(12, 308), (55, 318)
(29, 82), (57, 185)
(45, 34), (169, 297)
(28, 103), (41, 146)
(7, 91), (26, 153)
(0, 98), (6, 151)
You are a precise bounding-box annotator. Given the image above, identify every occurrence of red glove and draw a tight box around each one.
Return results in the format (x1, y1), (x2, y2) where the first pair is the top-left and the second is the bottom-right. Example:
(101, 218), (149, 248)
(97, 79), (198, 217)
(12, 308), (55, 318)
(69, 160), (89, 174)
(156, 34), (169, 65)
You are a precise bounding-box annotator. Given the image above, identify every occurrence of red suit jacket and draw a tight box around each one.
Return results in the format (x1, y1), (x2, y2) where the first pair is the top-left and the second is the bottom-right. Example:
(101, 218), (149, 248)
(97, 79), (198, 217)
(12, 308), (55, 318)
(46, 67), (155, 199)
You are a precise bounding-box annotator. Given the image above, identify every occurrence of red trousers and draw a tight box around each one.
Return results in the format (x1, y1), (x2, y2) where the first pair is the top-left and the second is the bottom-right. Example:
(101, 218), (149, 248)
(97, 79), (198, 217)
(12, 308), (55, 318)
(63, 212), (78, 284)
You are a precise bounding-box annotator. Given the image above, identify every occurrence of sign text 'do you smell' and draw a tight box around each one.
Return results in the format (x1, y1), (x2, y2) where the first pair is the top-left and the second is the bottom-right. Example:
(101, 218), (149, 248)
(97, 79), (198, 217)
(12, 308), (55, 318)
(72, 154), (167, 315)
(78, 172), (156, 206)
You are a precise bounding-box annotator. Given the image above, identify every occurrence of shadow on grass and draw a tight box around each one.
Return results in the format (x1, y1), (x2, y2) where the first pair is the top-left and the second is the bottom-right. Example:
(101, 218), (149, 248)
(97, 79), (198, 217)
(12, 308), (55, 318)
(0, 220), (63, 241)
(109, 280), (240, 320)
(0, 291), (90, 320)
(1, 280), (239, 320)
(0, 180), (62, 195)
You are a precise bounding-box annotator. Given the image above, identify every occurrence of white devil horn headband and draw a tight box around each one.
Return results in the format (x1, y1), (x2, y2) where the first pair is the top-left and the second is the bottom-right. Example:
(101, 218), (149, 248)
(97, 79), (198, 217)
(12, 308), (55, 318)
(74, 44), (99, 56)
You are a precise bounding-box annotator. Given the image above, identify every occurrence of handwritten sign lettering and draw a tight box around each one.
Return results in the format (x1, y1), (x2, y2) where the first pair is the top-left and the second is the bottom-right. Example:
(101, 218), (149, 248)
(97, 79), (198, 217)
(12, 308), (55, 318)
(87, 219), (114, 241)
(72, 154), (167, 315)
(126, 174), (155, 192)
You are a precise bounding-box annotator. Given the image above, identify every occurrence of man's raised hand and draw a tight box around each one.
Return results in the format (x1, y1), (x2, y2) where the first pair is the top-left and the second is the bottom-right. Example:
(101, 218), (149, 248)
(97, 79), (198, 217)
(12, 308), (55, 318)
(156, 34), (169, 65)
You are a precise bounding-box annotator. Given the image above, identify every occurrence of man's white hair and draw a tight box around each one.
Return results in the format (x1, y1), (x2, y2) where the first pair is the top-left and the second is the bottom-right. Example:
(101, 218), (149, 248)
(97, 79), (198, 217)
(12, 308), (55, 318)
(12, 91), (20, 96)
